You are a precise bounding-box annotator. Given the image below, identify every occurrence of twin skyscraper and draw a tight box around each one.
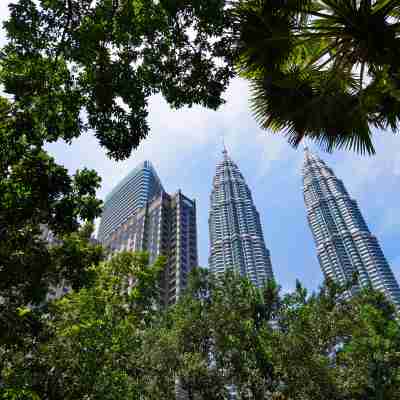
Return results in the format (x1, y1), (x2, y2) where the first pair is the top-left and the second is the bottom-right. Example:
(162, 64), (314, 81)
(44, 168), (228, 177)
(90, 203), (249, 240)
(98, 148), (400, 308)
(209, 148), (273, 288)
(303, 148), (400, 307)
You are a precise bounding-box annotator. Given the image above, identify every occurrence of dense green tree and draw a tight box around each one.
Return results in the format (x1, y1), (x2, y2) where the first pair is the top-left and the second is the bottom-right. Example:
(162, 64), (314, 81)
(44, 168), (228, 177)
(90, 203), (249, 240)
(143, 270), (283, 399)
(1, 252), (166, 400)
(0, 94), (104, 347)
(145, 270), (400, 400)
(140, 268), (229, 400)
(1, 0), (233, 160)
(334, 290), (400, 400)
(0, 222), (104, 346)
(3, 264), (400, 399)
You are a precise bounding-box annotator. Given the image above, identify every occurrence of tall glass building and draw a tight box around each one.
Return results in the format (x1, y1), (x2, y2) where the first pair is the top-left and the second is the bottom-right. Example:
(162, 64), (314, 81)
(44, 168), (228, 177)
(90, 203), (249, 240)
(98, 162), (198, 306)
(97, 161), (163, 243)
(303, 148), (400, 308)
(209, 149), (274, 288)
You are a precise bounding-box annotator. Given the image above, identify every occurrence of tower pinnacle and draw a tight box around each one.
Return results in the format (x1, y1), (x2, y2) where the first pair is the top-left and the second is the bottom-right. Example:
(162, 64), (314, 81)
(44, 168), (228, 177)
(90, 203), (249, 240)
(221, 133), (228, 158)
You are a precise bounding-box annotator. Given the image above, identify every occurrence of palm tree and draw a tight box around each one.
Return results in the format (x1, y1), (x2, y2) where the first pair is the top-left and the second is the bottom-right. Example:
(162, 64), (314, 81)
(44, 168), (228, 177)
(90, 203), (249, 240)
(231, 0), (400, 154)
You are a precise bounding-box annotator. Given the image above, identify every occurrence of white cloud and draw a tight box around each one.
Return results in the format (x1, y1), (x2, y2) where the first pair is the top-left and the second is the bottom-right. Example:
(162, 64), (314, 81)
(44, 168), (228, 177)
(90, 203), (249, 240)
(0, 2), (9, 47)
(45, 77), (290, 201)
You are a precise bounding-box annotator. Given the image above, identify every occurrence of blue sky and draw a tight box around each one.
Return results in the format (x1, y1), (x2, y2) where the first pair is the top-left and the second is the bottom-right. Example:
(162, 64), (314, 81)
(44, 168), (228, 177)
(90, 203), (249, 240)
(1, 3), (399, 293)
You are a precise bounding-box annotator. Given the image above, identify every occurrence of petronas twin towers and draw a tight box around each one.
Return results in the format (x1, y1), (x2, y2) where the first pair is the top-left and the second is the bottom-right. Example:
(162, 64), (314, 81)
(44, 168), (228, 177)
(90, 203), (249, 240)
(99, 144), (400, 308)
(208, 146), (400, 308)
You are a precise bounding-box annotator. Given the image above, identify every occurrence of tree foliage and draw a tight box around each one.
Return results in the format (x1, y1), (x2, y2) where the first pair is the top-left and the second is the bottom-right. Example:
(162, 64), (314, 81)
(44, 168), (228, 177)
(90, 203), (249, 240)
(143, 270), (400, 400)
(232, 0), (400, 154)
(2, 265), (400, 399)
(0, 95), (103, 345)
(0, 222), (104, 346)
(2, 1), (399, 157)
(1, 0), (233, 160)
(1, 252), (166, 400)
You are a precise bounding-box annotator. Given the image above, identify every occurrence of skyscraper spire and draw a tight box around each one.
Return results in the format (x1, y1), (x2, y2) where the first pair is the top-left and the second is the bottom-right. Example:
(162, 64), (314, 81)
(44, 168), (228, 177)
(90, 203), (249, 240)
(209, 151), (274, 287)
(302, 150), (400, 308)
(221, 133), (228, 159)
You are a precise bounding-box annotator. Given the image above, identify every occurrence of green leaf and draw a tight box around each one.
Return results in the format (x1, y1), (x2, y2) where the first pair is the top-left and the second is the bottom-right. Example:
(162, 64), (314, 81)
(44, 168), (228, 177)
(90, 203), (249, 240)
(16, 307), (31, 317)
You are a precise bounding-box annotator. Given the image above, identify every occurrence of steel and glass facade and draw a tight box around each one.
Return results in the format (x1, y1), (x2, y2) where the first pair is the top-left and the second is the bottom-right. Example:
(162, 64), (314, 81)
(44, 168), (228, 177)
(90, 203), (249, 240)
(303, 148), (400, 308)
(98, 161), (163, 243)
(99, 162), (198, 306)
(209, 149), (274, 287)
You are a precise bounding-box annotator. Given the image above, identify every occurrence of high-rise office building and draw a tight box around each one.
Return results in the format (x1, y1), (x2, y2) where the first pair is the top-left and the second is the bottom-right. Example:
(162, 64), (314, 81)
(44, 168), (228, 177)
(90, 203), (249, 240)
(303, 148), (400, 308)
(209, 149), (274, 287)
(98, 161), (164, 243)
(98, 163), (198, 306)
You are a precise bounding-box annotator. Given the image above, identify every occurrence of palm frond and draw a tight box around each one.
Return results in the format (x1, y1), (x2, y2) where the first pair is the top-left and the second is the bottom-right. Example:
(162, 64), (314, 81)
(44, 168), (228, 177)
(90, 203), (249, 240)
(232, 0), (400, 155)
(249, 68), (376, 155)
(372, 0), (399, 15)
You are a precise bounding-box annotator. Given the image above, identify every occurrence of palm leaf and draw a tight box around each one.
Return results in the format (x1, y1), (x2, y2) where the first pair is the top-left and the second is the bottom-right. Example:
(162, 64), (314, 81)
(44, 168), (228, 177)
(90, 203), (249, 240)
(233, 0), (400, 155)
(250, 68), (375, 154)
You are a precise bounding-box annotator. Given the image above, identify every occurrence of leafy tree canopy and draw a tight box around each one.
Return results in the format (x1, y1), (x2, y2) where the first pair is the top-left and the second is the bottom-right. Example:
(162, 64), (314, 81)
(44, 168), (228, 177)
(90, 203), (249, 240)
(0, 96), (104, 346)
(144, 270), (400, 400)
(1, 0), (233, 160)
(1, 252), (166, 400)
(2, 265), (400, 399)
(1, 1), (400, 156)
